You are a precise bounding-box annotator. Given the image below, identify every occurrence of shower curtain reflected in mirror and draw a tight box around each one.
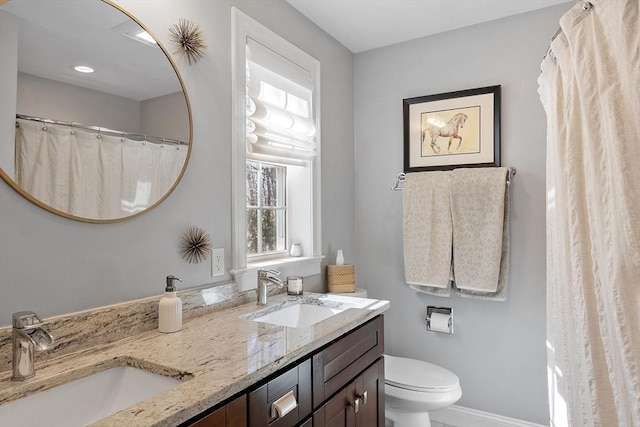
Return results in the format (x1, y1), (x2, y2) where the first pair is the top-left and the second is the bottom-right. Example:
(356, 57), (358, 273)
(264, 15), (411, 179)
(15, 118), (187, 220)
(539, 0), (640, 426)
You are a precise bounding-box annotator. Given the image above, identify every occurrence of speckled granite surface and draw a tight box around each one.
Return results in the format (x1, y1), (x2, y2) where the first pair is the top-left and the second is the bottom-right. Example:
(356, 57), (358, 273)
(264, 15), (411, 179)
(0, 282), (243, 373)
(0, 289), (389, 426)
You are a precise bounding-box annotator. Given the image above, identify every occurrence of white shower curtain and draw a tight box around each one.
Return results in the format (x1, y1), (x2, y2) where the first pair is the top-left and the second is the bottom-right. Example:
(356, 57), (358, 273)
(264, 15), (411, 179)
(15, 118), (187, 219)
(539, 1), (640, 426)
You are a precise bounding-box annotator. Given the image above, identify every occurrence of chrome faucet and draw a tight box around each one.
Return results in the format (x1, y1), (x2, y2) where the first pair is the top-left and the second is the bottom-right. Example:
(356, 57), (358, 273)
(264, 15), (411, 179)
(257, 269), (284, 306)
(11, 311), (55, 381)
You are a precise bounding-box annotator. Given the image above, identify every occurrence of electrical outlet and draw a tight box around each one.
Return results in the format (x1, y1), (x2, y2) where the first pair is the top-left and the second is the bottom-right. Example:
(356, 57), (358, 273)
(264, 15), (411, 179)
(211, 248), (224, 276)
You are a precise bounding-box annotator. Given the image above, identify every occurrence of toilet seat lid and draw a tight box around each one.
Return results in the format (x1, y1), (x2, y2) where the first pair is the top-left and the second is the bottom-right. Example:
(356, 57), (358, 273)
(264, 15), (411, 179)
(385, 355), (460, 392)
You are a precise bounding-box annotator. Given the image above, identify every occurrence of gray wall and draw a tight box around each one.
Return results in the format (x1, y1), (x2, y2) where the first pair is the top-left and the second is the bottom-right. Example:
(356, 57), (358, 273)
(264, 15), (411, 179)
(16, 73), (141, 133)
(0, 11), (18, 177)
(0, 0), (354, 326)
(0, 0), (573, 422)
(141, 92), (190, 143)
(17, 73), (189, 144)
(354, 5), (570, 425)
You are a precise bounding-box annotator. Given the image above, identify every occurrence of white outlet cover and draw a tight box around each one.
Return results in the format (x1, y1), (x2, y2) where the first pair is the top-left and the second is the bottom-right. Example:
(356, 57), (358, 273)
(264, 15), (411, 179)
(212, 248), (224, 276)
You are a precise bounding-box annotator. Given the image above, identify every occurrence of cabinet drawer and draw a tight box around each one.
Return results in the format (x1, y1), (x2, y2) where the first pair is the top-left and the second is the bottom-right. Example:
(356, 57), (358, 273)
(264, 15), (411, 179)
(312, 315), (384, 407)
(248, 358), (312, 427)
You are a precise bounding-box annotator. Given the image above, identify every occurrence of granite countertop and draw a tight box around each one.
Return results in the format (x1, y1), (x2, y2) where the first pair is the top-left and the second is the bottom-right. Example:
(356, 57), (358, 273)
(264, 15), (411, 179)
(0, 292), (389, 426)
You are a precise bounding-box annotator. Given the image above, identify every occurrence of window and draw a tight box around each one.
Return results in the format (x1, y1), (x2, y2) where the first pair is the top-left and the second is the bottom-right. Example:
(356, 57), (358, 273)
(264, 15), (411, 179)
(246, 161), (287, 256)
(232, 9), (322, 290)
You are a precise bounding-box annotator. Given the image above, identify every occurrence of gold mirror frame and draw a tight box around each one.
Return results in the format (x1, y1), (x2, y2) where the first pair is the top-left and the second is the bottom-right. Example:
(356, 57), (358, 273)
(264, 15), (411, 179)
(0, 0), (193, 223)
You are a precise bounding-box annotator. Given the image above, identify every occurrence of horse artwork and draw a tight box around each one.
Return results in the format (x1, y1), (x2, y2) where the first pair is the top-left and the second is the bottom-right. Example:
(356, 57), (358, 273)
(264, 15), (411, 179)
(422, 112), (468, 154)
(404, 86), (500, 172)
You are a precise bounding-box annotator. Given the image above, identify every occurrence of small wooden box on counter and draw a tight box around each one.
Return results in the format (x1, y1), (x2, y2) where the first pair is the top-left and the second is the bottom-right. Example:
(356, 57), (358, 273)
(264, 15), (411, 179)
(327, 264), (356, 293)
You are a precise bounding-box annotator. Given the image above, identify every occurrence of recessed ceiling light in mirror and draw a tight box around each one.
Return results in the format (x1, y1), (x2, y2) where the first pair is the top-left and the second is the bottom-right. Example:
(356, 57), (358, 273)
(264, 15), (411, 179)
(134, 30), (157, 45)
(73, 65), (94, 73)
(114, 19), (158, 48)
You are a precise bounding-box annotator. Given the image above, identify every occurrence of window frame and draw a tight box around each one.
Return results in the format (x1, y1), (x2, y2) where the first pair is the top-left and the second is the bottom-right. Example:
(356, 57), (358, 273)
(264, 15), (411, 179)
(231, 8), (322, 291)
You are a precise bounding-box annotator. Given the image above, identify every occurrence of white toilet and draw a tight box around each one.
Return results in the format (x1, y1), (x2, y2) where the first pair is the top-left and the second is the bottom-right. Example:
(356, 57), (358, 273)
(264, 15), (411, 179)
(384, 355), (462, 427)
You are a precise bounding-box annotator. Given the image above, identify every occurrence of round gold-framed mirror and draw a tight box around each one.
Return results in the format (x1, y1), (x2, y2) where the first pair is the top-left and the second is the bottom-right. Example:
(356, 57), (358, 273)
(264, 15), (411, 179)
(0, 0), (192, 223)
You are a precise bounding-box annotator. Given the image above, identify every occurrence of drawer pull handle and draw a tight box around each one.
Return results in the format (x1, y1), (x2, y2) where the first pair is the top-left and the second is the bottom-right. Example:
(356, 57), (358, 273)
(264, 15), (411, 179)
(357, 391), (368, 405)
(350, 397), (361, 413)
(271, 390), (297, 419)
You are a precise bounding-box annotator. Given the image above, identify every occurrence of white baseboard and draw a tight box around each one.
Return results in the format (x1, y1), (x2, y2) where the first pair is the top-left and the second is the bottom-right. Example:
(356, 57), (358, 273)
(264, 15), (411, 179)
(429, 405), (547, 427)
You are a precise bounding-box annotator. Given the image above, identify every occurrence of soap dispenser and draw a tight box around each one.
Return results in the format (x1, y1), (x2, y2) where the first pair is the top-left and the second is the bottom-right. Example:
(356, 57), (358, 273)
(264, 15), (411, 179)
(159, 275), (183, 333)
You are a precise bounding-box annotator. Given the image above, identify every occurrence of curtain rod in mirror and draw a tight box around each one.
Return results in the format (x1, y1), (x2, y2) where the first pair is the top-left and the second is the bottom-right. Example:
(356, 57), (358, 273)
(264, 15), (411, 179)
(16, 114), (188, 146)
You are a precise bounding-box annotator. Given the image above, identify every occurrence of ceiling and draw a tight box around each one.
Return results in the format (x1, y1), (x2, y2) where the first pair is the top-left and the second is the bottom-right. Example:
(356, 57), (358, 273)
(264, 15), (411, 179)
(1, 0), (181, 101)
(285, 0), (571, 53)
(0, 0), (571, 100)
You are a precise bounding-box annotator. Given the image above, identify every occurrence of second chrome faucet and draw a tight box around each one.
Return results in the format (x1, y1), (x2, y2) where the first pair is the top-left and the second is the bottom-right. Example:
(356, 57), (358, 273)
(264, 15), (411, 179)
(11, 311), (54, 381)
(257, 269), (284, 305)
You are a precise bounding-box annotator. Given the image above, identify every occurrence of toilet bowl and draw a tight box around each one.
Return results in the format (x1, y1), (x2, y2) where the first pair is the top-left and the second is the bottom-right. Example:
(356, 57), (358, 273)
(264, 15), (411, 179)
(384, 355), (462, 427)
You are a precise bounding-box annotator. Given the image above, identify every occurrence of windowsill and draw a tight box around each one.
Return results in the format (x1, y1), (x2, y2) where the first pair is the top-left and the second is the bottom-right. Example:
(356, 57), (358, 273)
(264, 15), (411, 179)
(231, 255), (324, 292)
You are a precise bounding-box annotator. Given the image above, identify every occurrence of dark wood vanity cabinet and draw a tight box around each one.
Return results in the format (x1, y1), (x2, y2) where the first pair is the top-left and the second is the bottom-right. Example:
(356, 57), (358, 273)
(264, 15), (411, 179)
(311, 315), (384, 408)
(312, 358), (384, 427)
(189, 395), (247, 427)
(184, 315), (384, 427)
(248, 359), (312, 427)
(311, 315), (384, 427)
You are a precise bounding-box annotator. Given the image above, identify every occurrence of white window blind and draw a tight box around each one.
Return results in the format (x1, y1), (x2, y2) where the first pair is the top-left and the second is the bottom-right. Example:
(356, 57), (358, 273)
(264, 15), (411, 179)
(246, 37), (317, 166)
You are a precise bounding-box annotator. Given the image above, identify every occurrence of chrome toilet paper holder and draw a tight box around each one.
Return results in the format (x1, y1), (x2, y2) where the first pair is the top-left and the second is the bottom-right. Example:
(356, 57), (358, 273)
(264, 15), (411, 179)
(426, 306), (453, 334)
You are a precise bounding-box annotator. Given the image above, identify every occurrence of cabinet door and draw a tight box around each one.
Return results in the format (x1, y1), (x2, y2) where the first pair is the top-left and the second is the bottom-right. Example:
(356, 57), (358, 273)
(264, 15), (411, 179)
(313, 358), (384, 427)
(189, 394), (247, 427)
(354, 358), (384, 427)
(312, 381), (356, 427)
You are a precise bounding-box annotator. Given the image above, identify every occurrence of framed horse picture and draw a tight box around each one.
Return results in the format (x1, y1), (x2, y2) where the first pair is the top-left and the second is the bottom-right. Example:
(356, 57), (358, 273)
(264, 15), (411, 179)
(403, 85), (500, 172)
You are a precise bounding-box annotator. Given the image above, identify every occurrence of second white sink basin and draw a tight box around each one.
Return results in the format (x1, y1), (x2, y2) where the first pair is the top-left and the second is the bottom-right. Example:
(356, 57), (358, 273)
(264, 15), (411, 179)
(253, 303), (345, 328)
(0, 366), (182, 427)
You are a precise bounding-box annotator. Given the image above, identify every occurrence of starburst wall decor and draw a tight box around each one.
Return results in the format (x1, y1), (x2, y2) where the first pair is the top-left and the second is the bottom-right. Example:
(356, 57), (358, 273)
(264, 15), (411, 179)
(169, 18), (207, 65)
(180, 227), (212, 264)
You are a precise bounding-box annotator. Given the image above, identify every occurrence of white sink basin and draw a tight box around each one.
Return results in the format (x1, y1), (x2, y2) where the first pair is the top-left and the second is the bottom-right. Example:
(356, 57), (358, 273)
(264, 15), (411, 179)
(253, 303), (345, 328)
(0, 366), (182, 427)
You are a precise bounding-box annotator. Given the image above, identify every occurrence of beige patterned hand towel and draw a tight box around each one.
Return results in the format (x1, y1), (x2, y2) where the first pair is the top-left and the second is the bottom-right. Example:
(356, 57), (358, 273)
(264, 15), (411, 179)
(402, 171), (453, 296)
(451, 167), (510, 299)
